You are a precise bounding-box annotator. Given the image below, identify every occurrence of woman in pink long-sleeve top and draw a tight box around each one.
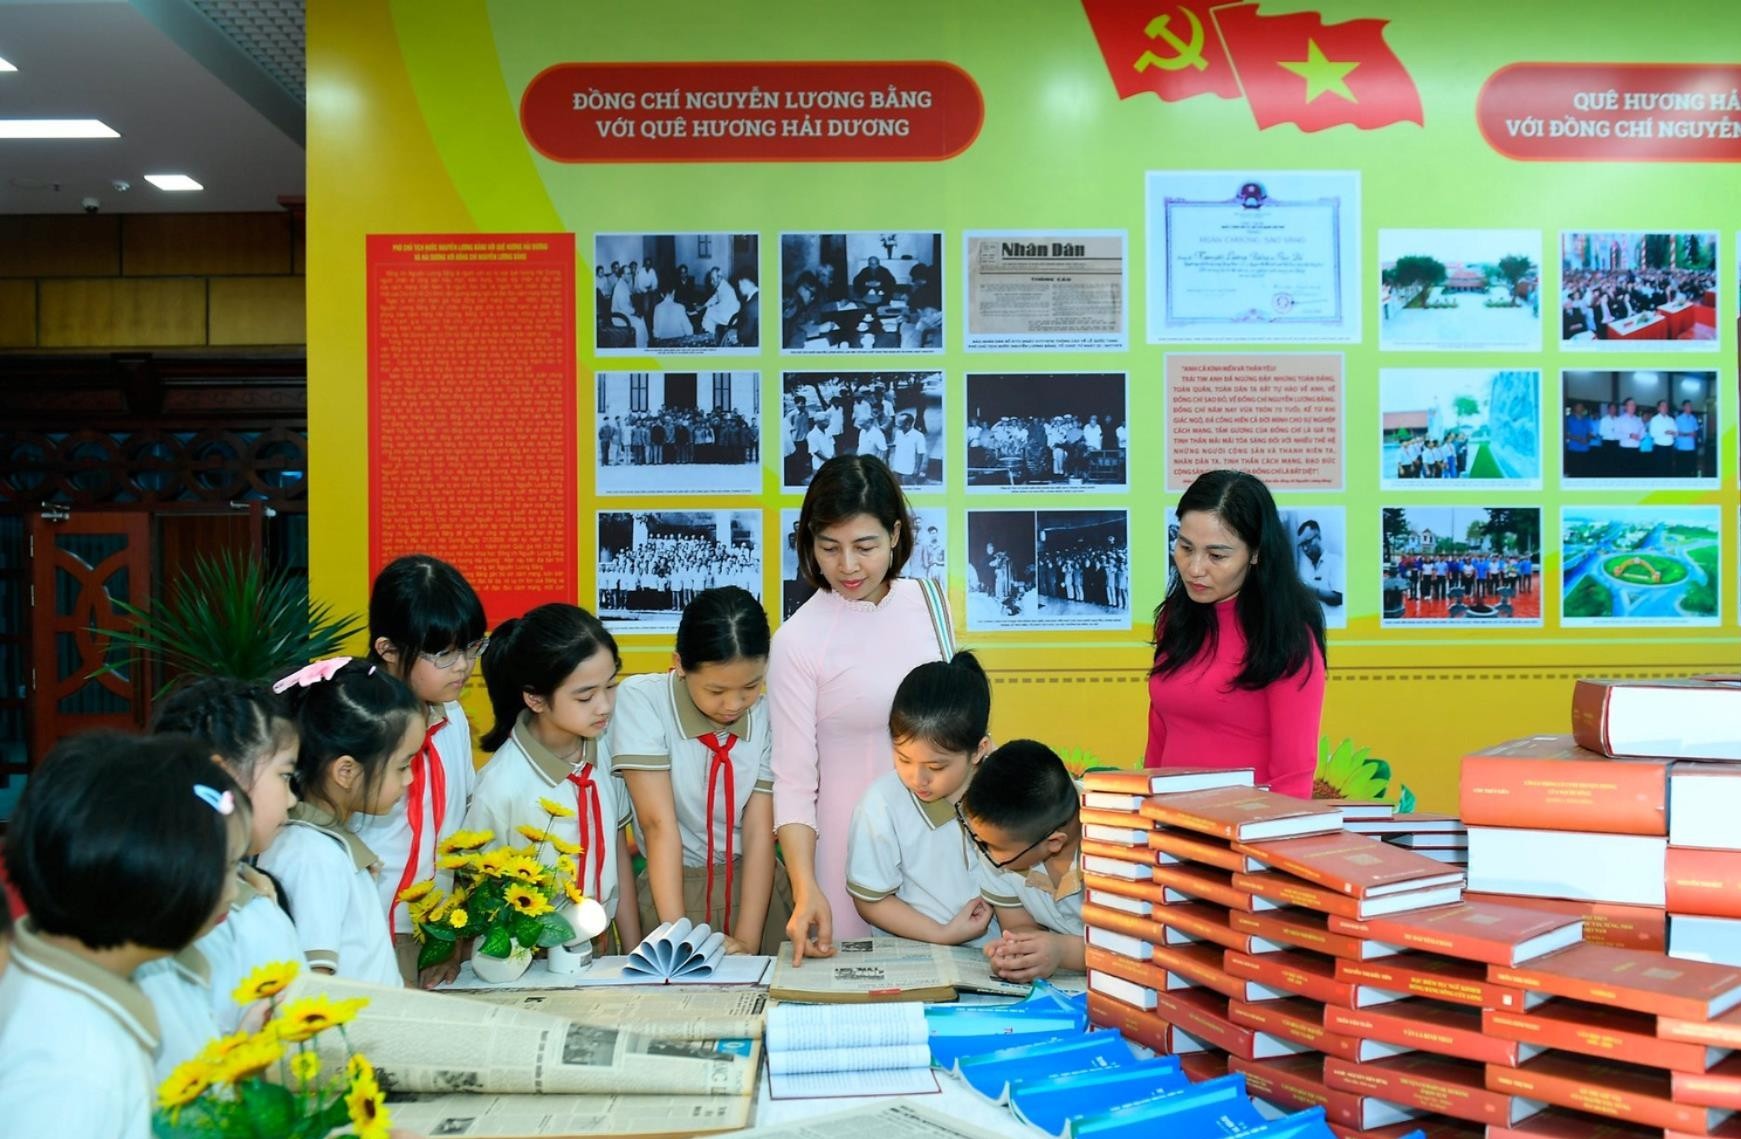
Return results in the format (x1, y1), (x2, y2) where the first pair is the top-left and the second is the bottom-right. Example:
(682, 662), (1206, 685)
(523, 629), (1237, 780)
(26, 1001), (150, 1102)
(769, 456), (952, 962)
(1145, 470), (1326, 799)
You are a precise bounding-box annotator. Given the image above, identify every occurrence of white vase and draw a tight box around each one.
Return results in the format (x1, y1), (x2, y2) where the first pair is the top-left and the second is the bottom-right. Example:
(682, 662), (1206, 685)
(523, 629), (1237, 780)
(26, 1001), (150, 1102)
(472, 944), (534, 984)
(546, 940), (594, 975)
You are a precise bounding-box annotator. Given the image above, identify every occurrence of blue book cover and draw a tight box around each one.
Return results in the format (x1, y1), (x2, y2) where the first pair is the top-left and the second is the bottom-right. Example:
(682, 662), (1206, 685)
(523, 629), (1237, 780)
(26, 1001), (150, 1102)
(1228, 1107), (1337, 1139)
(957, 1031), (1137, 1103)
(1067, 1073), (1265, 1138)
(924, 999), (1084, 1068)
(1010, 1056), (1189, 1137)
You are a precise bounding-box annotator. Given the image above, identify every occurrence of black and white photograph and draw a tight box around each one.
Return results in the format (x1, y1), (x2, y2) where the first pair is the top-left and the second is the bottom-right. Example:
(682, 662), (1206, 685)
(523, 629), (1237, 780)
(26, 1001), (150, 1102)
(778, 371), (944, 491)
(594, 232), (760, 354)
(1560, 370), (1717, 487)
(965, 372), (1128, 492)
(780, 231), (943, 353)
(595, 371), (761, 496)
(1378, 229), (1541, 352)
(965, 509), (1130, 632)
(596, 510), (762, 633)
(1281, 506), (1347, 630)
(1559, 231), (1718, 349)
(778, 506), (946, 620)
(559, 1024), (620, 1066)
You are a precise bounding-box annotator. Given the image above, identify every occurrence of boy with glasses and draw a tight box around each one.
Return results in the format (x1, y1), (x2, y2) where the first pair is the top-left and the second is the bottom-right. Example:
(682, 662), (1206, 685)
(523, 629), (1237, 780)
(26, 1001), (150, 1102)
(957, 739), (1084, 982)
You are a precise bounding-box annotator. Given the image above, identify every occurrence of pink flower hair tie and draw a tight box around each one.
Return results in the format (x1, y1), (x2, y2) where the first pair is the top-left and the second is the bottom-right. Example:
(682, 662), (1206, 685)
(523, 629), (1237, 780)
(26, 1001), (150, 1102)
(193, 785), (236, 815)
(273, 656), (366, 694)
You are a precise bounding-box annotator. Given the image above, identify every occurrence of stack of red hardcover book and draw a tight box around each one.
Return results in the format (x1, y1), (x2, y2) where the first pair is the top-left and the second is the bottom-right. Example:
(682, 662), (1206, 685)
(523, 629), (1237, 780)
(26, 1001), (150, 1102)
(1339, 802), (1468, 868)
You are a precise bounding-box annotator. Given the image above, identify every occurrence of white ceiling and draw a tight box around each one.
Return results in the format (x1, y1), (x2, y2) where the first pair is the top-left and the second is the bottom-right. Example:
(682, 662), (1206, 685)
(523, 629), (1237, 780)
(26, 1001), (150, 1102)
(0, 0), (305, 213)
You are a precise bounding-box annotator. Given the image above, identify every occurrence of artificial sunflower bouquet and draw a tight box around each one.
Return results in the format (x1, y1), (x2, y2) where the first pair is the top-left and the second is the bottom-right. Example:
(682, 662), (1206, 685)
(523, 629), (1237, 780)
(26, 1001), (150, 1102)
(401, 797), (604, 973)
(153, 960), (388, 1139)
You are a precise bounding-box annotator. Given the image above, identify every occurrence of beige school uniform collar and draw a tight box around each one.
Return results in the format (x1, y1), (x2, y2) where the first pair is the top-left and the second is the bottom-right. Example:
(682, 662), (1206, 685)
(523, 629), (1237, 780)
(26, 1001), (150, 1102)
(163, 943), (212, 986)
(910, 788), (957, 830)
(512, 710), (596, 787)
(1024, 846), (1084, 902)
(10, 917), (161, 1053)
(668, 671), (754, 741)
(288, 803), (378, 872)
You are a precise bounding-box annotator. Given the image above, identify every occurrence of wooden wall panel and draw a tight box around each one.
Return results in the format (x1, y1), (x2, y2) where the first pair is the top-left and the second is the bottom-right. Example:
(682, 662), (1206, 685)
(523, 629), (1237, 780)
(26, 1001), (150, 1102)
(38, 278), (208, 347)
(124, 213), (294, 277)
(0, 281), (36, 347)
(0, 216), (121, 277)
(209, 277), (306, 345)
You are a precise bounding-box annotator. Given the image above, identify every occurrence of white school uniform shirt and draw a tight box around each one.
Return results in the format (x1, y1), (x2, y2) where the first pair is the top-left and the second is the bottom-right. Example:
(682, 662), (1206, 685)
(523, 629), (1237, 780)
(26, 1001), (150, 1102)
(464, 713), (631, 920)
(135, 944), (220, 1081)
(0, 919), (159, 1139)
(196, 870), (305, 1032)
(609, 671), (773, 870)
(259, 803), (402, 987)
(846, 770), (996, 947)
(976, 845), (1085, 938)
(350, 700), (475, 934)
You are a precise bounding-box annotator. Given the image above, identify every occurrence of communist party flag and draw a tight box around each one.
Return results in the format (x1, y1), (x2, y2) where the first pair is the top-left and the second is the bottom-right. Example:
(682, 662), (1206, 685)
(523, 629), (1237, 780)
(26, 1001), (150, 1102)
(1080, 0), (1249, 102)
(1211, 5), (1424, 131)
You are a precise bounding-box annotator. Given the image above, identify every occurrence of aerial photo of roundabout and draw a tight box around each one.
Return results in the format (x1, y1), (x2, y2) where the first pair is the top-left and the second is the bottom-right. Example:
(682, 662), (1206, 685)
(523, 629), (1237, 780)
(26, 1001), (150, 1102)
(1562, 506), (1720, 625)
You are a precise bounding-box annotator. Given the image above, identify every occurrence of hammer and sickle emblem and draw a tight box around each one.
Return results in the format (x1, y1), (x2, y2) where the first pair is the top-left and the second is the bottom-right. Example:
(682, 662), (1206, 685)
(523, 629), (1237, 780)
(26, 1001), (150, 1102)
(1134, 8), (1208, 73)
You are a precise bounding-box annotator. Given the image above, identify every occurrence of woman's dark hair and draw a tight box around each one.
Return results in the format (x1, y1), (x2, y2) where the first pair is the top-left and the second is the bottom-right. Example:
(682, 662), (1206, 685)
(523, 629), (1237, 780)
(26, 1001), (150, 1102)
(151, 677), (293, 787)
(283, 659), (420, 804)
(676, 586), (770, 671)
(959, 739), (1075, 844)
(368, 554), (487, 677)
(7, 731), (243, 950)
(481, 604), (620, 752)
(795, 454), (915, 589)
(889, 651), (991, 755)
(1151, 469), (1326, 690)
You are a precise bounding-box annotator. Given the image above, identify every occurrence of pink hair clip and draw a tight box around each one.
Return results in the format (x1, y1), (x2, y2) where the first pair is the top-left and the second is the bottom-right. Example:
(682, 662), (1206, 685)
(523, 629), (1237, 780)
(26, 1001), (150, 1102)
(193, 785), (236, 815)
(273, 656), (360, 694)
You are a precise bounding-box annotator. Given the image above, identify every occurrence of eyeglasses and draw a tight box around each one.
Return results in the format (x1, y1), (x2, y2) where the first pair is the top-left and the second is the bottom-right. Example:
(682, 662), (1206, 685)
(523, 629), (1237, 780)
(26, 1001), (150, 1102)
(419, 638), (489, 671)
(956, 803), (1076, 870)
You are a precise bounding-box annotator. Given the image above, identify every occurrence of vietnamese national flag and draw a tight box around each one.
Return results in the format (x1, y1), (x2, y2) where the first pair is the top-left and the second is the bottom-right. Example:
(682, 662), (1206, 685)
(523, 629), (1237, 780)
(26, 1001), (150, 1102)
(1211, 4), (1424, 131)
(1081, 0), (1249, 102)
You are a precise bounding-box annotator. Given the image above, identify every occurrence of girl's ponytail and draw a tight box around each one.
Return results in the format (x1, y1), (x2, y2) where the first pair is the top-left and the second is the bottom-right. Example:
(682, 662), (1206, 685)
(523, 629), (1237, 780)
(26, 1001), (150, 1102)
(888, 648), (992, 755)
(480, 616), (526, 752)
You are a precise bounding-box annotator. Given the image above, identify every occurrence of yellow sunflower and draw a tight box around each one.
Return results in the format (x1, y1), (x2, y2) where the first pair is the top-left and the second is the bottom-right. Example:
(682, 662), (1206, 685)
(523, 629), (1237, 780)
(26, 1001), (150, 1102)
(157, 1059), (212, 1110)
(538, 796), (577, 819)
(449, 907), (470, 929)
(437, 829), (494, 853)
(436, 852), (479, 871)
(547, 834), (583, 857)
(556, 855), (577, 879)
(272, 995), (368, 1043)
(198, 1030), (253, 1066)
(516, 824), (552, 845)
(346, 1072), (393, 1139)
(231, 959), (300, 1005)
(563, 877), (586, 905)
(505, 886), (555, 917)
(397, 880), (436, 904)
(211, 1032), (283, 1083)
(290, 1050), (323, 1084)
(348, 1053), (376, 1085)
(476, 848), (515, 878)
(504, 855), (545, 883)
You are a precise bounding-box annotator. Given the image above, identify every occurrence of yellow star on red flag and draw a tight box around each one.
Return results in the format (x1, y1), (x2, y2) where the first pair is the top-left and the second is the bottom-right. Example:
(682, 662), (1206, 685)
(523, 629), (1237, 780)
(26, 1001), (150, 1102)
(1278, 38), (1359, 103)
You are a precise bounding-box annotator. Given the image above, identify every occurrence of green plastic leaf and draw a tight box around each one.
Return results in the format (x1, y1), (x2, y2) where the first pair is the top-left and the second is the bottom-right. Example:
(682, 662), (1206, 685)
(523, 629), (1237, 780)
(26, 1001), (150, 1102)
(480, 926), (513, 959)
(536, 912), (577, 948)
(238, 1078), (298, 1136)
(422, 920), (458, 943)
(1365, 758), (1393, 783)
(418, 936), (457, 971)
(1398, 785), (1418, 814)
(511, 913), (544, 949)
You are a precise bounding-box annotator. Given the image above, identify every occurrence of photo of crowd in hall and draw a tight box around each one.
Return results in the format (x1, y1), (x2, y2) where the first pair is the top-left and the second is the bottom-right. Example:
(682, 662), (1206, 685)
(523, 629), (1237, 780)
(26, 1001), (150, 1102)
(1381, 506), (1542, 627)
(1563, 506), (1720, 627)
(1379, 369), (1541, 491)
(594, 371), (761, 496)
(1559, 231), (1718, 348)
(778, 507), (946, 620)
(1378, 229), (1541, 352)
(966, 509), (1130, 632)
(594, 232), (760, 354)
(965, 372), (1128, 493)
(595, 510), (762, 633)
(1560, 370), (1717, 486)
(779, 231), (943, 353)
(778, 371), (944, 492)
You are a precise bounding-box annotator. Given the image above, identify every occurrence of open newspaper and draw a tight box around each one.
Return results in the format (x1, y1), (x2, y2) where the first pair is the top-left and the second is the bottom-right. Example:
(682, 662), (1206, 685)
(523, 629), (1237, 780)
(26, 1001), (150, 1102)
(386, 1091), (753, 1139)
(769, 936), (1030, 1002)
(452, 985), (768, 1042)
(287, 974), (758, 1096)
(719, 1101), (1010, 1138)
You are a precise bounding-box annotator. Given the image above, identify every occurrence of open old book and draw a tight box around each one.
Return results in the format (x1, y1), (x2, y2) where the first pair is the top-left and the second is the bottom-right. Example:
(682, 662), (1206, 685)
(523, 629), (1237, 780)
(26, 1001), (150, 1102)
(386, 1091), (752, 1139)
(769, 935), (1035, 1002)
(452, 985), (768, 1042)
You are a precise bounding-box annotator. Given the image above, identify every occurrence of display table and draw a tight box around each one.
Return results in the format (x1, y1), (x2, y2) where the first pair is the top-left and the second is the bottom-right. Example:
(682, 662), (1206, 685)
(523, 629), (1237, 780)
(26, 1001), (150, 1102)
(1657, 299), (1696, 338)
(1603, 312), (1667, 340)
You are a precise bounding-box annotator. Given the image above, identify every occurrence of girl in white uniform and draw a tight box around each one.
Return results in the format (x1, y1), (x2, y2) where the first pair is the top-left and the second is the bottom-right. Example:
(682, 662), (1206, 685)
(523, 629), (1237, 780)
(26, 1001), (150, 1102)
(845, 651), (996, 946)
(150, 678), (303, 1032)
(0, 733), (246, 1139)
(467, 604), (642, 950)
(259, 658), (422, 986)
(614, 587), (789, 954)
(355, 554), (486, 986)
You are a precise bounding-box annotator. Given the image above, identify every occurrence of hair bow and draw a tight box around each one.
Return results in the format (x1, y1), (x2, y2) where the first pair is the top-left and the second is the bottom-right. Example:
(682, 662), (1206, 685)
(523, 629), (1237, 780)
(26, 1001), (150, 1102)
(273, 656), (358, 694)
(193, 785), (236, 815)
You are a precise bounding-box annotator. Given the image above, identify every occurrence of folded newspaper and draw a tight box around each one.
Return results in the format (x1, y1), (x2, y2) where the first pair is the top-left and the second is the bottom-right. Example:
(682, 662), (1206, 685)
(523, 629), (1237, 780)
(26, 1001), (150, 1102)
(286, 974), (758, 1096)
(452, 986), (767, 1042)
(386, 1091), (753, 1139)
(768, 936), (1030, 1002)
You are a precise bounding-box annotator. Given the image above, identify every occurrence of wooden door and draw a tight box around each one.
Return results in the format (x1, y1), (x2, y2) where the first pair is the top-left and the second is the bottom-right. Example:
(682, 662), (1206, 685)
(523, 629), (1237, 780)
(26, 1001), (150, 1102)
(28, 511), (150, 766)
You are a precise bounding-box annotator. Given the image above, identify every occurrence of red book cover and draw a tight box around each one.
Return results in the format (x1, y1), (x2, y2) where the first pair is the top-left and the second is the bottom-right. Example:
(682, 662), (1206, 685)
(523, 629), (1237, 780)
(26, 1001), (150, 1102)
(1151, 900), (1256, 954)
(1084, 944), (1170, 993)
(1486, 1106), (1660, 1136)
(1082, 871), (1171, 907)
(1460, 737), (1669, 835)
(1327, 998), (1533, 1066)
(1673, 1052), (1741, 1111)
(1231, 996), (1386, 1062)
(1139, 786), (1342, 842)
(1661, 1004), (1741, 1049)
(1571, 677), (1741, 762)
(1486, 998), (1726, 1074)
(1491, 942), (1741, 1021)
(1148, 827), (1261, 874)
(1233, 907), (1398, 960)
(1464, 890), (1667, 952)
(1237, 869), (1363, 918)
(1081, 902), (1166, 946)
(1080, 838), (1158, 866)
(1232, 1053), (1411, 1131)
(1326, 1052), (1544, 1126)
(1226, 947), (1368, 1008)
(1329, 1121), (1485, 1139)
(1329, 900), (1584, 966)
(1152, 985), (1256, 1058)
(1081, 806), (1154, 830)
(1085, 989), (1171, 1053)
(1235, 830), (1464, 897)
(1668, 848), (1741, 920)
(1155, 862), (1261, 912)
(1488, 1052), (1731, 1133)
(1082, 766), (1254, 794)
(1178, 1050), (1231, 1082)
(1153, 941), (1253, 1002)
(1335, 953), (1534, 1010)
